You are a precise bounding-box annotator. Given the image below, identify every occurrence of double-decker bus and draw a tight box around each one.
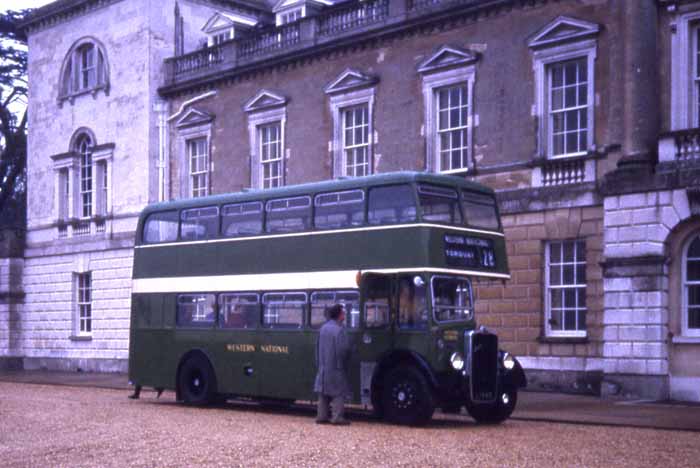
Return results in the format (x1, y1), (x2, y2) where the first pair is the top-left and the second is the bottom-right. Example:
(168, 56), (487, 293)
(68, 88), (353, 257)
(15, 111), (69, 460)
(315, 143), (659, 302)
(128, 171), (526, 425)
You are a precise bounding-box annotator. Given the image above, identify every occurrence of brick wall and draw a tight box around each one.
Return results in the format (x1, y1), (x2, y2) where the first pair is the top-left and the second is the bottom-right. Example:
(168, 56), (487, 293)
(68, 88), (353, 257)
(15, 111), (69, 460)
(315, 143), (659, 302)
(475, 206), (605, 375)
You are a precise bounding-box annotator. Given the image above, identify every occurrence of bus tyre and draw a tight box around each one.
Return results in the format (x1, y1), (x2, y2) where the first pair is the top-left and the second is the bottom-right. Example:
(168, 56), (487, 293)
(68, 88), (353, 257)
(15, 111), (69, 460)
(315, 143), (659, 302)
(178, 355), (217, 406)
(382, 366), (435, 426)
(466, 387), (517, 424)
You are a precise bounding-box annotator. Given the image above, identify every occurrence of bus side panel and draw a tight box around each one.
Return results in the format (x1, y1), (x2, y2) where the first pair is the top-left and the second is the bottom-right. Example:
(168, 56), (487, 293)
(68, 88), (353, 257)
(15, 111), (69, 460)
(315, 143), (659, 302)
(129, 293), (177, 390)
(256, 329), (313, 400)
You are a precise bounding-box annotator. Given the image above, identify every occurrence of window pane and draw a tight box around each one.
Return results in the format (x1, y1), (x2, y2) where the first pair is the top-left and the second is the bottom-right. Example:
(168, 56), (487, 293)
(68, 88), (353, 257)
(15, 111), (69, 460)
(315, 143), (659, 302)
(220, 294), (259, 329)
(222, 201), (263, 237)
(547, 240), (586, 333)
(310, 291), (360, 329)
(460, 191), (499, 229)
(418, 184), (462, 224)
(262, 293), (305, 328)
(398, 276), (428, 329)
(314, 190), (365, 229)
(144, 211), (178, 243)
(177, 294), (216, 327)
(266, 196), (312, 233)
(688, 237), (700, 258)
(432, 276), (473, 322)
(367, 184), (417, 225)
(180, 206), (219, 241)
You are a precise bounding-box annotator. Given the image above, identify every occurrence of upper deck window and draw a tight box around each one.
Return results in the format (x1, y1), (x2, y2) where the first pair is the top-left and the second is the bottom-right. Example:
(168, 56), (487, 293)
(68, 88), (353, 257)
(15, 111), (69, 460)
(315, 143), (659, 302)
(180, 206), (219, 241)
(367, 184), (417, 225)
(461, 191), (500, 230)
(222, 201), (263, 237)
(266, 196), (312, 233)
(418, 184), (463, 225)
(262, 292), (306, 328)
(143, 211), (179, 244)
(314, 189), (365, 229)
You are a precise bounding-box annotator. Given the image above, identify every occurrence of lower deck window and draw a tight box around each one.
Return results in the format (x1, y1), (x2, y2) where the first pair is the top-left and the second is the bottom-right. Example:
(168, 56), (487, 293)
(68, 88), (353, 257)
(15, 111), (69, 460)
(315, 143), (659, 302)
(220, 293), (259, 329)
(177, 294), (216, 327)
(310, 291), (360, 328)
(263, 292), (306, 328)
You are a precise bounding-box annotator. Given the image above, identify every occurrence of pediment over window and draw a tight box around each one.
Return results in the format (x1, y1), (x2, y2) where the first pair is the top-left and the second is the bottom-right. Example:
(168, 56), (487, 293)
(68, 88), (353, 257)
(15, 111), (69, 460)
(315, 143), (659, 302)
(417, 45), (479, 74)
(202, 11), (258, 33)
(244, 90), (288, 113)
(273, 0), (332, 13)
(175, 107), (214, 129)
(528, 16), (601, 49)
(324, 68), (379, 95)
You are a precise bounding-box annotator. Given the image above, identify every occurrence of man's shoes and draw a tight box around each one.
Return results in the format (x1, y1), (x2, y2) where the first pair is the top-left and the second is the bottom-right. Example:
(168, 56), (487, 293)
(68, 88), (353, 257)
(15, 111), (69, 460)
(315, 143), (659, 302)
(330, 419), (351, 426)
(315, 418), (330, 425)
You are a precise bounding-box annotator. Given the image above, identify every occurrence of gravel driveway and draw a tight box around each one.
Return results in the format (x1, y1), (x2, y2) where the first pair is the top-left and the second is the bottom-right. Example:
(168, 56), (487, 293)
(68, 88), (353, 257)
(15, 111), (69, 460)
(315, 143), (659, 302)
(0, 382), (698, 467)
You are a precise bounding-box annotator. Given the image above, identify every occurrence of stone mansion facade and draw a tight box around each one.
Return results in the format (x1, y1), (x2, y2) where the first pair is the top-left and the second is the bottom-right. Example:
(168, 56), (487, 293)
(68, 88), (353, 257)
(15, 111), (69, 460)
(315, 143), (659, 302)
(0, 0), (698, 401)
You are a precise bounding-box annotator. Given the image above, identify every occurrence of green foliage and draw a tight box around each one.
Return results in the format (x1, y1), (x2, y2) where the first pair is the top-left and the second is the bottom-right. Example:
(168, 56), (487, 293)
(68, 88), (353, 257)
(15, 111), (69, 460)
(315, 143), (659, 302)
(0, 9), (30, 227)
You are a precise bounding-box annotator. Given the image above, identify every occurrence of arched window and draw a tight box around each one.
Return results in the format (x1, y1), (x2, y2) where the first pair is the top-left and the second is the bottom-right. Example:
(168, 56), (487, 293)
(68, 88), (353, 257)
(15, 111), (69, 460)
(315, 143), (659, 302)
(59, 38), (109, 102)
(683, 234), (700, 337)
(75, 133), (93, 218)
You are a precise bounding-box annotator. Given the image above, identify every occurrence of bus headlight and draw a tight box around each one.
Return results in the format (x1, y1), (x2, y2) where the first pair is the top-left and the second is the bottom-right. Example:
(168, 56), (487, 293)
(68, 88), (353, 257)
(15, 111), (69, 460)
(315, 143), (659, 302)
(503, 352), (515, 370)
(450, 352), (465, 371)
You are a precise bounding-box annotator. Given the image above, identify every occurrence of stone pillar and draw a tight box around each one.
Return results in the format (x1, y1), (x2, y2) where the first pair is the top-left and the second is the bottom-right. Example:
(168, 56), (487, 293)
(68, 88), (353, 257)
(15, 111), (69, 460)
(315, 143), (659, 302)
(601, 190), (690, 399)
(618, 0), (659, 169)
(0, 228), (25, 370)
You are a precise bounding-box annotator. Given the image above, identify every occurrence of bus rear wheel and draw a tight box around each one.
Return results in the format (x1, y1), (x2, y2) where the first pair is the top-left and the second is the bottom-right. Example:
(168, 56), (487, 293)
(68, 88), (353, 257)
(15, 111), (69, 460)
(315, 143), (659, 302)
(178, 355), (217, 406)
(466, 387), (517, 424)
(382, 366), (435, 426)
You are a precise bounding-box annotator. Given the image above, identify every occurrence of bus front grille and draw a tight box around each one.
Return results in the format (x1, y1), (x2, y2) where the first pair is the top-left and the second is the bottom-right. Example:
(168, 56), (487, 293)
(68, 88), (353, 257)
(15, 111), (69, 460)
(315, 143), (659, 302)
(466, 330), (498, 403)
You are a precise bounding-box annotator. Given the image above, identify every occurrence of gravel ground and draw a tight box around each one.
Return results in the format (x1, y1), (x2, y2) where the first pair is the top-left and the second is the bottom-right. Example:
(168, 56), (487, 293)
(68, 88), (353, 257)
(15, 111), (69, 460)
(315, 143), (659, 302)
(0, 382), (698, 468)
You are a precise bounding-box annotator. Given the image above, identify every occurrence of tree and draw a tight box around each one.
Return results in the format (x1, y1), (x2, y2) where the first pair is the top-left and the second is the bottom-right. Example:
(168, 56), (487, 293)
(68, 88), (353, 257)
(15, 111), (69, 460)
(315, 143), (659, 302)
(0, 9), (29, 228)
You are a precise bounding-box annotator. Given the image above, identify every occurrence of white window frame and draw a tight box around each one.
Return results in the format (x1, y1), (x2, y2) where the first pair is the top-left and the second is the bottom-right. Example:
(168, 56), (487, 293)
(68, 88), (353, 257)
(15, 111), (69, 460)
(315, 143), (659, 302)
(259, 122), (283, 189)
(59, 37), (109, 103)
(421, 65), (476, 174)
(187, 137), (209, 198)
(176, 123), (212, 199)
(247, 106), (286, 189)
(330, 87), (375, 178)
(77, 136), (93, 219)
(672, 11), (700, 130)
(682, 234), (700, 338)
(209, 27), (234, 46)
(544, 239), (587, 338)
(532, 40), (596, 159)
(74, 271), (92, 337)
(278, 8), (303, 25)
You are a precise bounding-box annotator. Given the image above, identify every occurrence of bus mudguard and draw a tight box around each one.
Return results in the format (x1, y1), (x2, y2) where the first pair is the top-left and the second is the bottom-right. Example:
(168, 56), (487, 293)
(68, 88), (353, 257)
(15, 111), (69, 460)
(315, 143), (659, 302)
(502, 356), (527, 389)
(372, 349), (439, 390)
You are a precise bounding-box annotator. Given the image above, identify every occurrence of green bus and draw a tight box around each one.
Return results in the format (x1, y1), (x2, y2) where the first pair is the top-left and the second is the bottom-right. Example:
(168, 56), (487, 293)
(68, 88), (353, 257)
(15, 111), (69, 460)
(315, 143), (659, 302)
(128, 171), (526, 425)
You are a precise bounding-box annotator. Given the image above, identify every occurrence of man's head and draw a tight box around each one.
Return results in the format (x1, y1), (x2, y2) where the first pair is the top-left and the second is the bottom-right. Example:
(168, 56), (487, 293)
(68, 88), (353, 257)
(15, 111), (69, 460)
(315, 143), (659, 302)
(327, 303), (346, 323)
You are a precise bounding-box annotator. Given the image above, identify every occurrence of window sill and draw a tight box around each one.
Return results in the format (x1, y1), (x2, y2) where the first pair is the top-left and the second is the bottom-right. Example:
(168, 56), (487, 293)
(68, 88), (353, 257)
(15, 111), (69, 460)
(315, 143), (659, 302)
(671, 336), (700, 344)
(69, 335), (92, 342)
(57, 84), (110, 107)
(538, 336), (588, 344)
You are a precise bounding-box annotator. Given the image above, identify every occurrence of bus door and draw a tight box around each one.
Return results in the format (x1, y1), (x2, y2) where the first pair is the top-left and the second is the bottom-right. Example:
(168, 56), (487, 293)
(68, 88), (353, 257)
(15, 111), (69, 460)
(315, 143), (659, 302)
(394, 273), (431, 358)
(356, 273), (394, 406)
(307, 291), (362, 403)
(256, 292), (309, 401)
(214, 293), (260, 397)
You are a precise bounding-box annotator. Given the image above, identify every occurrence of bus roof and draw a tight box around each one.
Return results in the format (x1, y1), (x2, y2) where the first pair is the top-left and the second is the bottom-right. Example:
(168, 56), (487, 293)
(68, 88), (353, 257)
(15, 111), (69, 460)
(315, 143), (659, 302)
(141, 171), (495, 216)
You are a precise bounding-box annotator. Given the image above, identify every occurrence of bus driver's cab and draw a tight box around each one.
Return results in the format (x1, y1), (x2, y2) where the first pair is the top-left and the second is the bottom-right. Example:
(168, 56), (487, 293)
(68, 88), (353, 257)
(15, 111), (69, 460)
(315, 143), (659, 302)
(356, 272), (526, 426)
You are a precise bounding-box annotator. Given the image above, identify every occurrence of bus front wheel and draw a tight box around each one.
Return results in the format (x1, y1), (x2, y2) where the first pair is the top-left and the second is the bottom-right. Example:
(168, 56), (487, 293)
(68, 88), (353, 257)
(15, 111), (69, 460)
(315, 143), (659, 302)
(466, 386), (517, 424)
(381, 365), (435, 426)
(178, 355), (217, 406)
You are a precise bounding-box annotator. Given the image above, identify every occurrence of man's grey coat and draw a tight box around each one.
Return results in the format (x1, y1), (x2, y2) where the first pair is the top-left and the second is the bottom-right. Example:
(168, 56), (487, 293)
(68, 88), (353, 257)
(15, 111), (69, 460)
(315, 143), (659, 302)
(314, 319), (351, 398)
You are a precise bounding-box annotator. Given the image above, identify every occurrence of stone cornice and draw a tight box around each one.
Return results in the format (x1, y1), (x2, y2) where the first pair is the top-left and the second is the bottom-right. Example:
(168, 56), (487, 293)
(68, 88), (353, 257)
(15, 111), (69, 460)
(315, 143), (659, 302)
(160, 0), (552, 98)
(20, 0), (271, 35)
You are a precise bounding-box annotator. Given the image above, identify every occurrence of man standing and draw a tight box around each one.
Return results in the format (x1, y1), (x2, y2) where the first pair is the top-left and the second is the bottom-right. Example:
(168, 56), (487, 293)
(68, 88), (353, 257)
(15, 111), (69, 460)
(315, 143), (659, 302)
(314, 303), (352, 425)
